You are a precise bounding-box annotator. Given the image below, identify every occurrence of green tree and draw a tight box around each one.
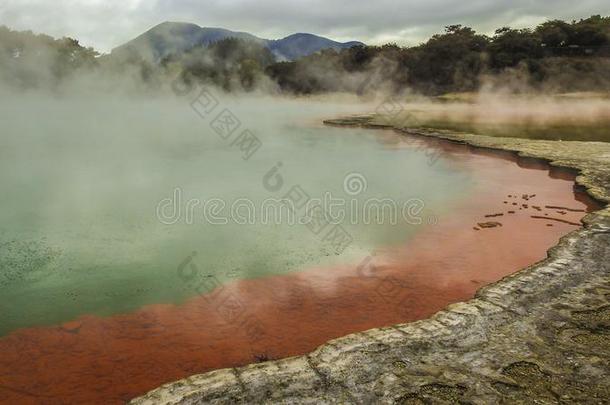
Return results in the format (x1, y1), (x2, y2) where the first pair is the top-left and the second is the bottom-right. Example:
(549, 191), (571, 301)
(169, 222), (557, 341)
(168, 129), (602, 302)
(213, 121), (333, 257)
(489, 27), (543, 68)
(536, 20), (572, 47)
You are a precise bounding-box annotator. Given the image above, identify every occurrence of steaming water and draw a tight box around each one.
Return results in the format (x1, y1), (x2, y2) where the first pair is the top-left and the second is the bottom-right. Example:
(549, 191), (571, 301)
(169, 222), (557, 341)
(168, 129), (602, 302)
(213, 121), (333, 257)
(0, 94), (472, 335)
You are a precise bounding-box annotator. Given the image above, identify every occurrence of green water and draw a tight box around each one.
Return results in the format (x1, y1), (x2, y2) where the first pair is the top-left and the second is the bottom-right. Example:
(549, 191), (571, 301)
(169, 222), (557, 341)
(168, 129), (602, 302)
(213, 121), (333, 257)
(0, 94), (473, 335)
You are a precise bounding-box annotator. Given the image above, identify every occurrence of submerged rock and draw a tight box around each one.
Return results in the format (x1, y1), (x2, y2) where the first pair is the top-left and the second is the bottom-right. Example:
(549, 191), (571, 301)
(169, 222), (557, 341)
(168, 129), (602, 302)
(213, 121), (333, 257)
(477, 221), (503, 228)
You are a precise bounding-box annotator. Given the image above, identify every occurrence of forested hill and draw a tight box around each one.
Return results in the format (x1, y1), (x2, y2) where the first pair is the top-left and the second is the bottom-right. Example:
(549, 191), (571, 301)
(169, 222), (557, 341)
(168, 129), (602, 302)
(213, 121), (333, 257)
(266, 15), (610, 94)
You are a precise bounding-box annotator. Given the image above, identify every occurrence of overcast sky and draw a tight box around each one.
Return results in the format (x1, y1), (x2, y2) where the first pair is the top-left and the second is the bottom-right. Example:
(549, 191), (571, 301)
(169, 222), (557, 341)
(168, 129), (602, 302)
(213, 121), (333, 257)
(1, 0), (609, 53)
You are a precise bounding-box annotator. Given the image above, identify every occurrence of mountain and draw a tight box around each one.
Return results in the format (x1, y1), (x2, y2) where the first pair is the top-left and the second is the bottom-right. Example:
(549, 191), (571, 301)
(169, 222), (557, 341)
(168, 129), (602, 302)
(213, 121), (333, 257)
(269, 33), (364, 61)
(111, 22), (363, 62)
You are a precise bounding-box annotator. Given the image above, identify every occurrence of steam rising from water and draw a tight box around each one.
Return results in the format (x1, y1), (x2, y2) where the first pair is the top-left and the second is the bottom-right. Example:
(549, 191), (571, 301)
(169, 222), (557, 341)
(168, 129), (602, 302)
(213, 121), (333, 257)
(0, 43), (608, 336)
(0, 90), (470, 335)
(391, 92), (609, 125)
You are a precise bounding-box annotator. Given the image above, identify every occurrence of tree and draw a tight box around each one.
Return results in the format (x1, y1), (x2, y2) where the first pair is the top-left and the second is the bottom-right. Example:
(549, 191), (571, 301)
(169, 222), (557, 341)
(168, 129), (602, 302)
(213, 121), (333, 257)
(405, 25), (489, 92)
(570, 15), (610, 47)
(489, 27), (543, 68)
(536, 20), (572, 47)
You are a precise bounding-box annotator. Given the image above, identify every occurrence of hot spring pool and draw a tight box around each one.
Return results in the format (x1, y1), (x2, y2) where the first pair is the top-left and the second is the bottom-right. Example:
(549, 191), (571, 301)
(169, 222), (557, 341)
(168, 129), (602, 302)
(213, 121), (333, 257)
(0, 94), (598, 403)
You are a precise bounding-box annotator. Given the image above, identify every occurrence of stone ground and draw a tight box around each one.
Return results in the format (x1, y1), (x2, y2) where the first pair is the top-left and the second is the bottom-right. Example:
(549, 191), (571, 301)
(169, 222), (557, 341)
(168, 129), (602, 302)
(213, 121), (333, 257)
(131, 116), (610, 404)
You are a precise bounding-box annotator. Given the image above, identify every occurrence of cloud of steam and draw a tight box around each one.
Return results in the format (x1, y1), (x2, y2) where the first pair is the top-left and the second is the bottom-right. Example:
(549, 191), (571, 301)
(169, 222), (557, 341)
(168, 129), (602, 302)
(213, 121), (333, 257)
(1, 23), (609, 145)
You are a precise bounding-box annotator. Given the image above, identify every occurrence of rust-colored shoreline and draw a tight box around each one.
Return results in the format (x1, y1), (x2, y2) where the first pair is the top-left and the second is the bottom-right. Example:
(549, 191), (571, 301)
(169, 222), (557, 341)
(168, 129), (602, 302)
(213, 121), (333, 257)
(0, 124), (602, 404)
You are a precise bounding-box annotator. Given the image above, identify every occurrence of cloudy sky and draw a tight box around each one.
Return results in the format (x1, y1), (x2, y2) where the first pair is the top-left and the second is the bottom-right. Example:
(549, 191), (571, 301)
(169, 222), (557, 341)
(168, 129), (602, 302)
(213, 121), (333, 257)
(1, 0), (609, 53)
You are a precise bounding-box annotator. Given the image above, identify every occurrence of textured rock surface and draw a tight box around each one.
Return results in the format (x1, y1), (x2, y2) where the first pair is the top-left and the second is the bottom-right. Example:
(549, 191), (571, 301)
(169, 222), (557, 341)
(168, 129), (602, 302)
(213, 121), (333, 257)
(131, 116), (610, 404)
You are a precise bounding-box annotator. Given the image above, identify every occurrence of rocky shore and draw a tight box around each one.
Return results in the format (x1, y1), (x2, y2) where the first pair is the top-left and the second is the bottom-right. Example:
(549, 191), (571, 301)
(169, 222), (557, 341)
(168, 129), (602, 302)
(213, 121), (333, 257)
(131, 115), (610, 404)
